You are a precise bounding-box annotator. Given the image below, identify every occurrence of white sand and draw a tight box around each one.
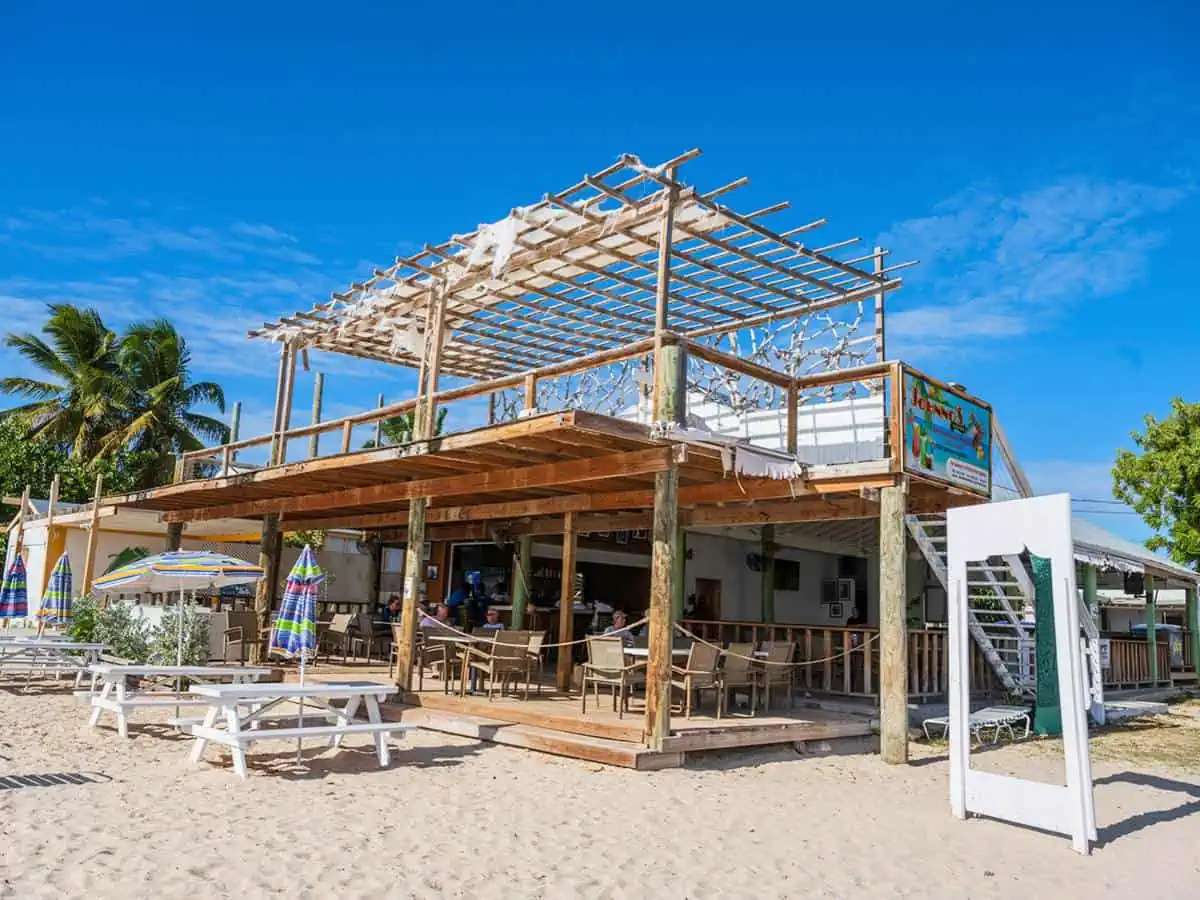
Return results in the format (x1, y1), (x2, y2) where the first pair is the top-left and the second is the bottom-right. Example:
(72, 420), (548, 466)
(1, 688), (1198, 899)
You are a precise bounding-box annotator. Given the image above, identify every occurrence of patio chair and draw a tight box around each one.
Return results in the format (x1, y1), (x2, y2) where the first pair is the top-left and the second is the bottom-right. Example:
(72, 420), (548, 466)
(320, 614), (363, 663)
(717, 643), (759, 718)
(221, 610), (261, 663)
(670, 640), (720, 718)
(525, 631), (547, 695)
(461, 630), (532, 700)
(581, 636), (644, 718)
(755, 642), (796, 711)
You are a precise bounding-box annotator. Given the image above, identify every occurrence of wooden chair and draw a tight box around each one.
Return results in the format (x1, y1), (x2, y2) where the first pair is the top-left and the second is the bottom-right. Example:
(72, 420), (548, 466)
(581, 636), (644, 718)
(221, 610), (261, 663)
(670, 641), (720, 718)
(718, 643), (759, 718)
(755, 642), (796, 710)
(461, 631), (532, 700)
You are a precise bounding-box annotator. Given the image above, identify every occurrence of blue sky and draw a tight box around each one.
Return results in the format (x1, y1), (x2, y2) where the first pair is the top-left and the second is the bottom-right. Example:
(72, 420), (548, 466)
(2, 1), (1197, 543)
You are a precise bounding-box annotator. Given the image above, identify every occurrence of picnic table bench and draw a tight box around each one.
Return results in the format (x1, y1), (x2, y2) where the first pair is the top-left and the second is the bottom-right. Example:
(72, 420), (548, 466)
(186, 681), (415, 778)
(0, 638), (106, 687)
(86, 663), (273, 738)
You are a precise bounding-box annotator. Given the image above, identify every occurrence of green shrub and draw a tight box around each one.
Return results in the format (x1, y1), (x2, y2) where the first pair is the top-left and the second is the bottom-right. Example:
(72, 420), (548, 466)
(148, 605), (210, 666)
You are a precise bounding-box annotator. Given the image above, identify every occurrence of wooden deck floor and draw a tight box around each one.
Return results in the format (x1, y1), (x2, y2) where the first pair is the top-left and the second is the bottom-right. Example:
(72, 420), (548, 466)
(299, 662), (876, 769)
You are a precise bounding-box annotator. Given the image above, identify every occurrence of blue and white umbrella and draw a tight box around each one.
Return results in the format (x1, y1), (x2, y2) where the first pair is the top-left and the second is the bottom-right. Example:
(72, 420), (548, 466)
(270, 546), (325, 759)
(36, 553), (72, 631)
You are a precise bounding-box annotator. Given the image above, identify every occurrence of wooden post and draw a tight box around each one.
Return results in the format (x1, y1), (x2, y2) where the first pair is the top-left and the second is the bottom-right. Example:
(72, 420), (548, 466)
(761, 524), (776, 623)
(341, 420), (353, 453)
(786, 382), (799, 454)
(394, 498), (427, 692)
(309, 372), (324, 458)
(1145, 573), (1158, 684)
(11, 485), (30, 559)
(511, 534), (533, 629)
(879, 480), (909, 764)
(41, 474), (60, 589)
(523, 373), (538, 414)
(487, 391), (496, 425)
(251, 514), (281, 665)
(422, 287), (449, 438)
(268, 342), (290, 466)
(165, 521), (184, 552)
(80, 473), (104, 596)
(276, 343), (298, 465)
(1187, 586), (1200, 678)
(374, 393), (385, 447)
(229, 400), (242, 444)
(644, 466), (679, 750)
(650, 167), (679, 421)
(656, 341), (687, 426)
(672, 526), (686, 620)
(556, 512), (578, 692)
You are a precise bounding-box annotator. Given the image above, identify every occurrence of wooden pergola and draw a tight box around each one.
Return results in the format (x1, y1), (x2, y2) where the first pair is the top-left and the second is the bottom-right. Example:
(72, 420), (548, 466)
(101, 149), (981, 764)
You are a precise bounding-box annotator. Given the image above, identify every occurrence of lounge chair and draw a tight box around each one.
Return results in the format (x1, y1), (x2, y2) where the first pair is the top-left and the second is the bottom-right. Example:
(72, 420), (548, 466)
(581, 636), (644, 718)
(922, 706), (1032, 744)
(670, 641), (720, 718)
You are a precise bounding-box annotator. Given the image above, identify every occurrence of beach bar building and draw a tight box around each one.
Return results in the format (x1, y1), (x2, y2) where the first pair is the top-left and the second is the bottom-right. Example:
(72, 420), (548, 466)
(63, 150), (1199, 768)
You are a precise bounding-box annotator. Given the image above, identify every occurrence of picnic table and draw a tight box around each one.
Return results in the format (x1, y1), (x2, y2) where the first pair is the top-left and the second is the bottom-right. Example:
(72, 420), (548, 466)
(186, 681), (415, 779)
(0, 638), (106, 687)
(86, 663), (273, 738)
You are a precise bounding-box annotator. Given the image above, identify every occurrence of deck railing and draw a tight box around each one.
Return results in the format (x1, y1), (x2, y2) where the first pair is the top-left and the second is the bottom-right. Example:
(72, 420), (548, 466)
(1102, 635), (1174, 689)
(173, 335), (990, 496)
(678, 619), (1000, 700)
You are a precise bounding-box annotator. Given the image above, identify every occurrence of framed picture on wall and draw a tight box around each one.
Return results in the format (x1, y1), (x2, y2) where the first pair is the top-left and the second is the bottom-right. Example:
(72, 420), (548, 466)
(829, 601), (843, 618)
(425, 564), (440, 581)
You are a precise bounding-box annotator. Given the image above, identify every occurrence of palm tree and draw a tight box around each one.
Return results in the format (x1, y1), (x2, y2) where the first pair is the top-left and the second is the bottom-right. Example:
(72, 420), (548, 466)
(0, 304), (129, 457)
(362, 408), (448, 448)
(102, 320), (228, 486)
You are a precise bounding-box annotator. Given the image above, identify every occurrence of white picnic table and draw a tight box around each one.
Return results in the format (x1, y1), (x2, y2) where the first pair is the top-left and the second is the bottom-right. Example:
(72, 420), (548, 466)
(86, 663), (273, 738)
(186, 681), (415, 779)
(0, 638), (106, 687)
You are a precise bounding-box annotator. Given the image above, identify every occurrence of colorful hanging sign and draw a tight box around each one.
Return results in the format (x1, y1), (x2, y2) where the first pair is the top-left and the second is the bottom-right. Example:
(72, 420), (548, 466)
(902, 370), (992, 495)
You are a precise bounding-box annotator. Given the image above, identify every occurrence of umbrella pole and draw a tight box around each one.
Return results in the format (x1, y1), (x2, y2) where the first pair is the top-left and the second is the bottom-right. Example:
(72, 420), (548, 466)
(175, 578), (186, 719)
(297, 650), (305, 762)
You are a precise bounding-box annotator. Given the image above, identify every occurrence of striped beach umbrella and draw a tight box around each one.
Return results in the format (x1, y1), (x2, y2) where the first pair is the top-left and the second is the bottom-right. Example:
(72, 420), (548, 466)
(93, 550), (264, 594)
(0, 553), (28, 619)
(37, 553), (72, 625)
(270, 545), (324, 662)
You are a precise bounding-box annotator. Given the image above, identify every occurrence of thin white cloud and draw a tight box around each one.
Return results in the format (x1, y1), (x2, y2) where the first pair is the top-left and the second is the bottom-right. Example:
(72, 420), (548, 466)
(882, 177), (1193, 357)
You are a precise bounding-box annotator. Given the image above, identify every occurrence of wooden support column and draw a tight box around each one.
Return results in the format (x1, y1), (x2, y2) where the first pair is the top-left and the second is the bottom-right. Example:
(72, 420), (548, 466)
(229, 400), (242, 444)
(374, 393), (385, 447)
(786, 382), (799, 454)
(267, 344), (289, 466)
(80, 473), (104, 596)
(308, 372), (324, 458)
(672, 526), (686, 620)
(511, 534), (533, 629)
(1187, 586), (1200, 678)
(40, 474), (60, 588)
(761, 524), (776, 623)
(656, 340), (687, 426)
(1145, 573), (1158, 684)
(394, 498), (427, 692)
(274, 348), (298, 465)
(873, 245), (886, 363)
(165, 521), (184, 552)
(556, 512), (578, 692)
(644, 466), (679, 750)
(11, 485), (30, 559)
(251, 514), (281, 664)
(879, 480), (909, 764)
(650, 166), (679, 421)
(523, 373), (538, 415)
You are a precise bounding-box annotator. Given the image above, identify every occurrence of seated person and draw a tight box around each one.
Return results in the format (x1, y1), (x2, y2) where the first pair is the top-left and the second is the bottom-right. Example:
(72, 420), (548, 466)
(387, 593), (403, 621)
(481, 607), (506, 631)
(602, 610), (635, 646)
(419, 603), (455, 631)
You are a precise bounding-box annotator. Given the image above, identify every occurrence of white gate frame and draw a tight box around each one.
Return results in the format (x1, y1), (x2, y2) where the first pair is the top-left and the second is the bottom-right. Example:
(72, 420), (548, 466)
(947, 494), (1097, 855)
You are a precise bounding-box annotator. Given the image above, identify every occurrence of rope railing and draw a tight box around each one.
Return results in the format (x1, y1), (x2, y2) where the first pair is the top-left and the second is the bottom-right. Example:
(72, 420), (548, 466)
(415, 613), (649, 649)
(673, 622), (878, 668)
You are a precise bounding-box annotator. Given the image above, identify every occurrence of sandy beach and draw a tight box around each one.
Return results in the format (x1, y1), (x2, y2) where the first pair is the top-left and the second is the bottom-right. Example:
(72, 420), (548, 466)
(1, 688), (1198, 899)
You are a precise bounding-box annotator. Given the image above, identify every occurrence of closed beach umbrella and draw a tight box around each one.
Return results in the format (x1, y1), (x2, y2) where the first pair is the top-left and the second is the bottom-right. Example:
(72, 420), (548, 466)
(0, 553), (29, 621)
(36, 553), (72, 631)
(271, 545), (324, 759)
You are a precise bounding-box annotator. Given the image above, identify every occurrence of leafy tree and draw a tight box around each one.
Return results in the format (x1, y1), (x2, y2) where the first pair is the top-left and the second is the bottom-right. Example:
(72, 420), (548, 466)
(0, 304), (128, 457)
(0, 304), (228, 490)
(362, 408), (447, 449)
(1113, 397), (1200, 568)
